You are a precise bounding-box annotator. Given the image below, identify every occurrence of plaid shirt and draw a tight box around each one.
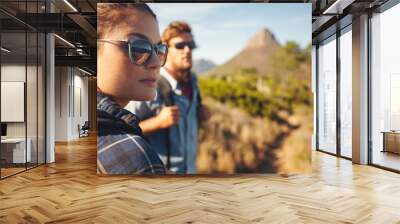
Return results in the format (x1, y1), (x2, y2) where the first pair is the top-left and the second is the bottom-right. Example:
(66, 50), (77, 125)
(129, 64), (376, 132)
(97, 92), (165, 175)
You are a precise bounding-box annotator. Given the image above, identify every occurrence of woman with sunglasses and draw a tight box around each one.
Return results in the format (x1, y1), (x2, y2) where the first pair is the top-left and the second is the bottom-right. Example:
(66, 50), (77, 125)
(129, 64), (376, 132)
(97, 3), (167, 174)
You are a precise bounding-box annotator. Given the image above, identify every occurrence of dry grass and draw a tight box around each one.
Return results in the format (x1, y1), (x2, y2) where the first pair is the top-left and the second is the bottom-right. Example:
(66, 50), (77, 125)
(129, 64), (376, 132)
(274, 105), (313, 173)
(196, 97), (311, 174)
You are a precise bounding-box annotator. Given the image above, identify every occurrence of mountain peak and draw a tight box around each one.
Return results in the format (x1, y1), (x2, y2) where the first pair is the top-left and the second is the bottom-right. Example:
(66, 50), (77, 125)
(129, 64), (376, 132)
(193, 58), (217, 75)
(207, 27), (281, 76)
(245, 27), (279, 49)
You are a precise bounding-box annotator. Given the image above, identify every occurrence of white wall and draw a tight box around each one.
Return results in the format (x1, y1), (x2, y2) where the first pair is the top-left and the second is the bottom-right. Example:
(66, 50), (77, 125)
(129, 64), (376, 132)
(1, 65), (26, 146)
(55, 66), (69, 141)
(1, 64), (35, 138)
(71, 73), (89, 138)
(54, 67), (89, 141)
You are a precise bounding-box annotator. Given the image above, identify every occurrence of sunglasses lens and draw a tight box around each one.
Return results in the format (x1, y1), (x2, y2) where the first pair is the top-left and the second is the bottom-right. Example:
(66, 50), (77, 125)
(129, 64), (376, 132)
(175, 42), (185, 49)
(156, 44), (168, 66)
(130, 39), (152, 65)
(129, 39), (168, 66)
(188, 42), (196, 49)
(174, 41), (196, 50)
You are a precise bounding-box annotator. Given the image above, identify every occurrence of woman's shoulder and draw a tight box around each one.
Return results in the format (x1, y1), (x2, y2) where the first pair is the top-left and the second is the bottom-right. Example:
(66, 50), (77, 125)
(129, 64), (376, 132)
(98, 133), (165, 175)
(97, 109), (143, 137)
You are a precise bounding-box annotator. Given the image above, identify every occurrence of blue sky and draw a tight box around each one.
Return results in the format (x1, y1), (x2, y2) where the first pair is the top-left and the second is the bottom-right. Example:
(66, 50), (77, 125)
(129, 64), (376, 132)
(148, 3), (311, 65)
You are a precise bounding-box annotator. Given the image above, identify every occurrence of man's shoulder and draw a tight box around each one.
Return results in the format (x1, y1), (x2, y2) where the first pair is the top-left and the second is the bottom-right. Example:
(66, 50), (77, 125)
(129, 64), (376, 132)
(191, 72), (198, 80)
(190, 72), (200, 91)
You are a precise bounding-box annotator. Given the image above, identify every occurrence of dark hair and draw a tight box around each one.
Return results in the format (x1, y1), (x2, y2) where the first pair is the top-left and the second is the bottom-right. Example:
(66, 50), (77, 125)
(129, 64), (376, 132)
(97, 3), (157, 39)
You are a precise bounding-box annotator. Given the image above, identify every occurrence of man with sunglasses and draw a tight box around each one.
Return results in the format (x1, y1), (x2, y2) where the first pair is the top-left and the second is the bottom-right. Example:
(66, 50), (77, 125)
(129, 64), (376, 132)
(126, 21), (210, 174)
(97, 3), (167, 174)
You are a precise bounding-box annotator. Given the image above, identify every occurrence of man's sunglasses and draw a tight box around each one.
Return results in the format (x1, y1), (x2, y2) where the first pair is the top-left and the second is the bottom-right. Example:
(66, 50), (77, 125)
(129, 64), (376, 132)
(173, 41), (196, 50)
(98, 38), (168, 66)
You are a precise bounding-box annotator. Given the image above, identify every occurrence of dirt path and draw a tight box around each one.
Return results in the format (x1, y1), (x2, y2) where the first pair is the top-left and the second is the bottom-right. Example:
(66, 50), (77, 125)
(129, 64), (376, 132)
(254, 123), (300, 173)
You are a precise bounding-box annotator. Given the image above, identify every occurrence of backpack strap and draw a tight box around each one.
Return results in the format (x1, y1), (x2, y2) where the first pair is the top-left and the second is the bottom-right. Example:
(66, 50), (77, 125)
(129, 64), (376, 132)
(156, 74), (203, 171)
(157, 76), (173, 170)
(196, 83), (202, 126)
(157, 76), (174, 106)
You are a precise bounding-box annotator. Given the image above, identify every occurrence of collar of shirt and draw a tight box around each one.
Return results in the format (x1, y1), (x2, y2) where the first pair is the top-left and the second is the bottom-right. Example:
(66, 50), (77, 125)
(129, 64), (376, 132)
(97, 92), (140, 128)
(160, 68), (179, 91)
(160, 68), (197, 96)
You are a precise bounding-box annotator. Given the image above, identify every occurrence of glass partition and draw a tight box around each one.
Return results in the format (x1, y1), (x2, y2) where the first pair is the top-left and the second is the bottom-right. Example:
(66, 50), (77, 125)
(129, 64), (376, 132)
(370, 3), (400, 171)
(339, 26), (352, 158)
(1, 30), (28, 177)
(317, 35), (337, 154)
(0, 1), (46, 179)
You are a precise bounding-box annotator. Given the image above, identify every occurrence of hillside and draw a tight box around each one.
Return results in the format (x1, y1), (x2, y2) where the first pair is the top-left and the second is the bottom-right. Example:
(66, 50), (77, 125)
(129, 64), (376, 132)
(192, 59), (217, 75)
(196, 29), (312, 173)
(206, 27), (280, 76)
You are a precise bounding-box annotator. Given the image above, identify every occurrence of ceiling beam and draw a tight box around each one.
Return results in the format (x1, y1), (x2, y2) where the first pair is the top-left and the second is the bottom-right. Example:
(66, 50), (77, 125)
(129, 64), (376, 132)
(55, 55), (96, 69)
(67, 13), (96, 39)
(323, 0), (356, 14)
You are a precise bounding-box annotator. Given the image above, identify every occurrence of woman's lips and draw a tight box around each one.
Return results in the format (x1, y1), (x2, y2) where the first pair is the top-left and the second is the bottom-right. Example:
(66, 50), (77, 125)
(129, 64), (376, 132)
(139, 78), (157, 88)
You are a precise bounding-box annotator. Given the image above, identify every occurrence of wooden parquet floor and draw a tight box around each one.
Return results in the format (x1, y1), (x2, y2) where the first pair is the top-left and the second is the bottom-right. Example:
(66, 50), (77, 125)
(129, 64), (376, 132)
(0, 135), (400, 223)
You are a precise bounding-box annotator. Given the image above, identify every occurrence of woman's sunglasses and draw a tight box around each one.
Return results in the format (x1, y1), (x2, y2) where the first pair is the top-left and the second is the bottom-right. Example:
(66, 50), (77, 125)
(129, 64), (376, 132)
(173, 41), (196, 50)
(98, 38), (168, 66)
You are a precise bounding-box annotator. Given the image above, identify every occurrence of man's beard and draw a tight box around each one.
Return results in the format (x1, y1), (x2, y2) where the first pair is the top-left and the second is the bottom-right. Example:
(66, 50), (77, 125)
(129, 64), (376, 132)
(177, 66), (191, 82)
